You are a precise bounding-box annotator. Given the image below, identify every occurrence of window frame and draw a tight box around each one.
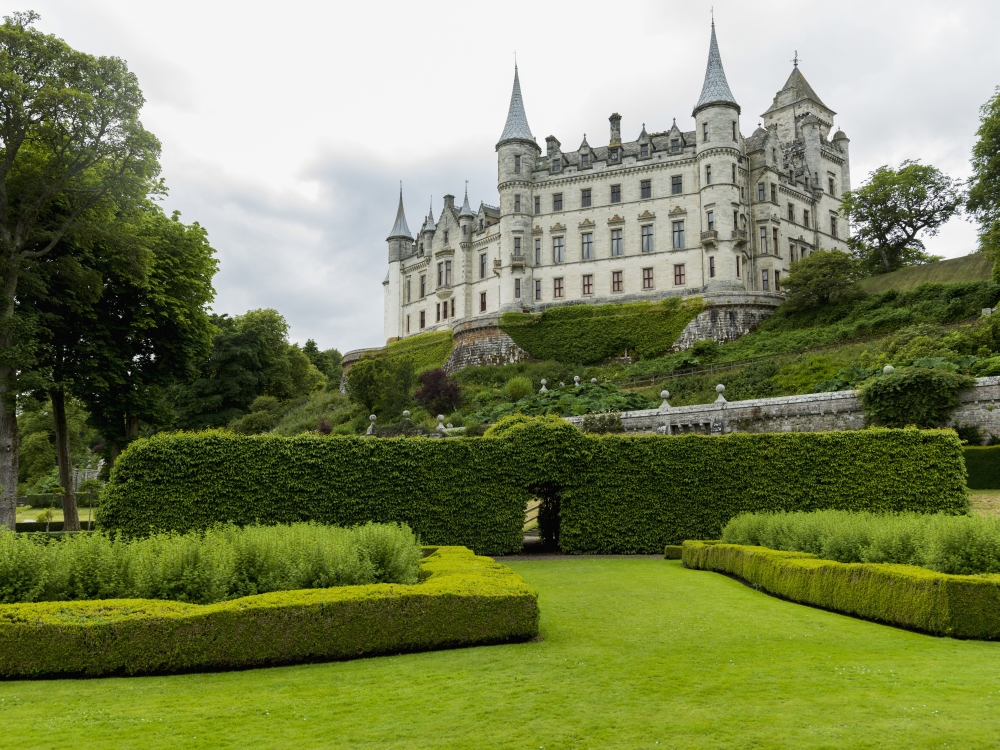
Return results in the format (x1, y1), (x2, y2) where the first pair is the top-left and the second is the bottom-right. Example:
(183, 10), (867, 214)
(553, 236), (565, 264)
(534, 196), (541, 214)
(640, 179), (651, 199)
(553, 277), (564, 298)
(611, 184), (622, 203)
(582, 274), (593, 295)
(553, 193), (563, 212)
(610, 228), (623, 257)
(671, 175), (682, 195)
(705, 164), (712, 185)
(581, 232), (593, 260)
(514, 278), (521, 298)
(514, 155), (521, 173)
(612, 270), (623, 293)
(480, 291), (487, 312)
(762, 269), (770, 291)
(581, 188), (592, 207)
(709, 256), (716, 278)
(672, 220), (685, 249)
(673, 264), (686, 286)
(641, 224), (653, 253)
(535, 279), (542, 300)
(707, 211), (715, 232)
(642, 266), (654, 290)
(514, 194), (520, 212)
(534, 237), (541, 265)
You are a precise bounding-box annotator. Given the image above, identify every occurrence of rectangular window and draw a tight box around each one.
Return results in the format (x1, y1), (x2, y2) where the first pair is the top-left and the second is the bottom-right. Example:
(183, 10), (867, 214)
(480, 292), (487, 312)
(514, 155), (521, 173)
(552, 158), (560, 172)
(734, 210), (738, 229)
(671, 138), (680, 152)
(553, 236), (565, 263)
(611, 184), (621, 203)
(790, 242), (796, 262)
(420, 275), (426, 297)
(581, 188), (592, 207)
(444, 231), (448, 243)
(582, 232), (593, 259)
(437, 262), (443, 286)
(451, 299), (455, 318)
(803, 209), (810, 227)
(480, 253), (487, 279)
(462, 225), (467, 236)
(707, 211), (715, 231)
(640, 144), (649, 158)
(534, 196), (541, 214)
(642, 267), (654, 290)
(788, 203), (795, 222)
(772, 229), (779, 254)
(829, 177), (836, 195)
(514, 278), (521, 298)
(759, 226), (768, 253)
(709, 256), (716, 278)
(406, 314), (410, 333)
(641, 225), (653, 252)
(757, 183), (765, 201)
(830, 216), (838, 238)
(582, 153), (590, 167)
(445, 260), (452, 285)
(674, 264), (686, 286)
(672, 221), (685, 249)
(420, 310), (425, 329)
(553, 277), (564, 298)
(732, 121), (737, 141)
(553, 193), (563, 212)
(611, 228), (623, 256)
(770, 184), (777, 203)
(535, 238), (541, 265)
(640, 179), (651, 199)
(535, 279), (542, 300)
(436, 302), (441, 322)
(405, 278), (411, 303)
(732, 164), (737, 183)
(774, 270), (781, 292)
(514, 194), (521, 212)
(583, 274), (593, 295)
(702, 122), (708, 141)
(672, 175), (682, 194)
(705, 165), (712, 185)
(762, 269), (770, 291)
(514, 237), (521, 255)
(612, 271), (623, 292)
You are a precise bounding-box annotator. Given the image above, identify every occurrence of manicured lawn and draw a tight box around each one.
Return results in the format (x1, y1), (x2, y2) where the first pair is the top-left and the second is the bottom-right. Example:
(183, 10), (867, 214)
(4, 557), (1000, 748)
(970, 488), (1000, 516)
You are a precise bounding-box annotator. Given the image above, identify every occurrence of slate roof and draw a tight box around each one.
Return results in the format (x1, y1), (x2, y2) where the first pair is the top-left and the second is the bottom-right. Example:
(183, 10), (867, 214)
(459, 187), (476, 217)
(693, 23), (739, 115)
(764, 67), (831, 114)
(745, 127), (769, 153)
(387, 188), (411, 239)
(497, 66), (536, 146)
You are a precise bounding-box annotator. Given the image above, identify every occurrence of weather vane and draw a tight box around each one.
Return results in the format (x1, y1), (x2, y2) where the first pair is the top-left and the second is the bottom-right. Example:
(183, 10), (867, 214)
(791, 50), (800, 68)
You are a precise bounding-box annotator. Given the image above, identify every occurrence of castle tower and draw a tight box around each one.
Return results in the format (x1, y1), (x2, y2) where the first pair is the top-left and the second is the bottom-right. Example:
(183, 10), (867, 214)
(383, 187), (411, 342)
(692, 20), (745, 290)
(496, 65), (540, 313)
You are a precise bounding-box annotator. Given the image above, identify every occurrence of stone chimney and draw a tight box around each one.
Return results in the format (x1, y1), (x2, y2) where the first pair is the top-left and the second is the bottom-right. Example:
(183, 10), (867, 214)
(609, 113), (622, 146)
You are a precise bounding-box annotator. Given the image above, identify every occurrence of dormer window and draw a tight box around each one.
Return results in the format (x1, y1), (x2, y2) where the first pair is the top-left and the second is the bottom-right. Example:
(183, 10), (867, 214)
(671, 139), (680, 153)
(552, 158), (560, 172)
(640, 144), (649, 158)
(514, 155), (521, 173)
(582, 153), (590, 167)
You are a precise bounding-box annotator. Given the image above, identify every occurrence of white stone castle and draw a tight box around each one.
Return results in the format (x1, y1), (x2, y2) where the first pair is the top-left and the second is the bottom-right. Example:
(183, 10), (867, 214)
(382, 22), (852, 344)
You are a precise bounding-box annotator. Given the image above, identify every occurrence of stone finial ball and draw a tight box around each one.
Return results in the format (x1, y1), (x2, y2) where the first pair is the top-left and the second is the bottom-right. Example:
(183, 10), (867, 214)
(716, 384), (726, 394)
(369, 414), (377, 422)
(559, 382), (565, 387)
(574, 376), (581, 384)
(660, 390), (670, 399)
(437, 414), (445, 421)
(591, 378), (598, 384)
(402, 410), (410, 419)
(541, 379), (547, 385)
(883, 365), (895, 375)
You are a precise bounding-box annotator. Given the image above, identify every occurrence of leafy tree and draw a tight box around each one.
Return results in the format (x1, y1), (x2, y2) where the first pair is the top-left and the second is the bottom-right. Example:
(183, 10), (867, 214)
(345, 357), (414, 418)
(781, 249), (860, 309)
(414, 368), (462, 415)
(228, 395), (287, 435)
(302, 339), (341, 380)
(967, 88), (1000, 278)
(841, 161), (964, 275)
(0, 12), (161, 527)
(859, 367), (975, 428)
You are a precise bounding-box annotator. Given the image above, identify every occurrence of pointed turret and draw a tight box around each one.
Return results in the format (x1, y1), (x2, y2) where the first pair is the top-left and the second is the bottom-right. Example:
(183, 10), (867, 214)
(693, 22), (740, 116)
(424, 197), (436, 232)
(387, 186), (412, 241)
(496, 65), (535, 148)
(459, 184), (476, 218)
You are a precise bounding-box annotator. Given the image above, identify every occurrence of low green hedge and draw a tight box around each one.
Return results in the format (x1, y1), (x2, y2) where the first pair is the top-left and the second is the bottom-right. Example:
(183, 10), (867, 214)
(682, 541), (1000, 639)
(0, 546), (538, 678)
(964, 446), (1000, 489)
(19, 493), (100, 509)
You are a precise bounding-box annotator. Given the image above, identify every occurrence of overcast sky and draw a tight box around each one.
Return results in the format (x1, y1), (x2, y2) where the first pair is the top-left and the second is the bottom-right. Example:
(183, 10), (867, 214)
(22, 0), (1000, 352)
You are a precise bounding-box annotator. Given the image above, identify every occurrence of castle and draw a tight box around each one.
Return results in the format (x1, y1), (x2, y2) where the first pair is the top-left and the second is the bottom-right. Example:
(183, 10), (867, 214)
(381, 22), (852, 349)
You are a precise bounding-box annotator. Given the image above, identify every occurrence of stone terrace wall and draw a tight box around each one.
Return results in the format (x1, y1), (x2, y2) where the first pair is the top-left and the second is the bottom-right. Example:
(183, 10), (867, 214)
(567, 376), (1000, 435)
(672, 292), (782, 351)
(443, 316), (529, 374)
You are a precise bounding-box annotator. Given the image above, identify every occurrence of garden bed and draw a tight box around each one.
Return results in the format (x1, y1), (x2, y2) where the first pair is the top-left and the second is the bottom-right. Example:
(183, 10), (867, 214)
(0, 546), (538, 678)
(682, 541), (1000, 639)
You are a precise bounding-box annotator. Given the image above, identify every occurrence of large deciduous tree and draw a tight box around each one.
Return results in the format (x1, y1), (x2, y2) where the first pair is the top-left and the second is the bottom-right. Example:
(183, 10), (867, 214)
(967, 88), (1000, 278)
(780, 249), (860, 310)
(0, 12), (160, 528)
(840, 161), (964, 276)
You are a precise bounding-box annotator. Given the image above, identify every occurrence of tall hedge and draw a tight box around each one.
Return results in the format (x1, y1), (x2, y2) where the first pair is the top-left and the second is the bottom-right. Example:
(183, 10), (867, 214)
(100, 418), (967, 555)
(498, 297), (704, 364)
(964, 446), (1000, 489)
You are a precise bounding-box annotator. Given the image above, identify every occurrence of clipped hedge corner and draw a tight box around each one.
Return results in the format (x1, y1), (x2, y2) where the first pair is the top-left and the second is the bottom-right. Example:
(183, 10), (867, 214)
(964, 446), (1000, 489)
(0, 546), (538, 678)
(682, 541), (1000, 639)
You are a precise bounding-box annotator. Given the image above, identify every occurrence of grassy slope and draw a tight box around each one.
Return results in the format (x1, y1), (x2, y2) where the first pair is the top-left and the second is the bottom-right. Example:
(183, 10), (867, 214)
(5, 558), (1000, 749)
(858, 253), (993, 294)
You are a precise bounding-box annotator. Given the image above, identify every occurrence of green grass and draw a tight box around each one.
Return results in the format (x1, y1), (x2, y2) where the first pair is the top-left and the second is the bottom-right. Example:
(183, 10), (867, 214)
(4, 558), (1000, 748)
(857, 253), (993, 294)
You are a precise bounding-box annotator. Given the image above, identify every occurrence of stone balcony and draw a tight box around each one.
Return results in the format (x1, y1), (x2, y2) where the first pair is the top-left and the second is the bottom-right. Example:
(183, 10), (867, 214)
(732, 229), (748, 243)
(510, 254), (526, 270)
(700, 230), (718, 245)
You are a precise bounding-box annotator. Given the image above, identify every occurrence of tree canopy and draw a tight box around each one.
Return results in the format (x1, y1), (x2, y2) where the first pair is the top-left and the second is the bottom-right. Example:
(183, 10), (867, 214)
(780, 249), (860, 310)
(840, 161), (964, 275)
(968, 87), (1000, 277)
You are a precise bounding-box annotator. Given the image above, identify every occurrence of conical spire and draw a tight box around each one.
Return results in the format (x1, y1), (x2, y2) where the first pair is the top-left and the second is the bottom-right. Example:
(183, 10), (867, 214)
(497, 65), (535, 147)
(459, 182), (476, 217)
(424, 197), (436, 232)
(388, 185), (411, 239)
(693, 21), (740, 116)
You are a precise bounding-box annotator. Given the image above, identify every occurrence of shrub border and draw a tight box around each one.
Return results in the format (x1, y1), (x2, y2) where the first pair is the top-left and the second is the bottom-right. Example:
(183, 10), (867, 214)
(0, 546), (538, 679)
(681, 541), (1000, 639)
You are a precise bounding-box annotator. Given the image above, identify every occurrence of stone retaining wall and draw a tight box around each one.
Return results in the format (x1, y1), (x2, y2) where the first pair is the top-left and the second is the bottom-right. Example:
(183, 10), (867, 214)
(443, 316), (529, 373)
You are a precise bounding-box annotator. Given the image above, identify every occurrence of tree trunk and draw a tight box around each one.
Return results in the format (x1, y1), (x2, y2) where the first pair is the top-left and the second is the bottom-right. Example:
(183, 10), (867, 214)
(50, 389), (80, 532)
(0, 386), (17, 531)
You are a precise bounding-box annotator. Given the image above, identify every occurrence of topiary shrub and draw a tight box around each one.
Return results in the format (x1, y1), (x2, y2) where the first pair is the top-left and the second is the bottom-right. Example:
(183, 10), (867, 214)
(859, 367), (975, 427)
(503, 376), (533, 402)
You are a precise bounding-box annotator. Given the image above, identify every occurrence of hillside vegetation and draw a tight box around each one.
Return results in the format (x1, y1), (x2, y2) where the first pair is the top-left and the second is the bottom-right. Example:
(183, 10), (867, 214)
(856, 253), (993, 293)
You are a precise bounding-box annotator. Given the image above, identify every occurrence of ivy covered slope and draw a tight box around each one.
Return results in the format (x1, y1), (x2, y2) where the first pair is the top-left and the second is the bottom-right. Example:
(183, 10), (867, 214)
(367, 330), (453, 373)
(0, 547), (539, 678)
(499, 297), (705, 364)
(99, 417), (967, 554)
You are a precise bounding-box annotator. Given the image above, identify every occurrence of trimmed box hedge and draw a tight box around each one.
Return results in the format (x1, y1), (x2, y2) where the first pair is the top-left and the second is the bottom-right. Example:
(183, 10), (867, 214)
(20, 492), (100, 509)
(99, 418), (968, 555)
(0, 546), (538, 678)
(682, 541), (1000, 639)
(964, 446), (1000, 489)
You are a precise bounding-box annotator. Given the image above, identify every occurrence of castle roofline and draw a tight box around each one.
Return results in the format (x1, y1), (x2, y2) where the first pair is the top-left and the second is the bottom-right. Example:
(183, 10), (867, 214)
(387, 186), (412, 241)
(763, 66), (836, 117)
(693, 22), (740, 116)
(496, 65), (539, 150)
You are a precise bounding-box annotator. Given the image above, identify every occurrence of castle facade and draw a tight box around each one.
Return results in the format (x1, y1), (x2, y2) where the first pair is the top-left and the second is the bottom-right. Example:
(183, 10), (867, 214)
(383, 23), (852, 344)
